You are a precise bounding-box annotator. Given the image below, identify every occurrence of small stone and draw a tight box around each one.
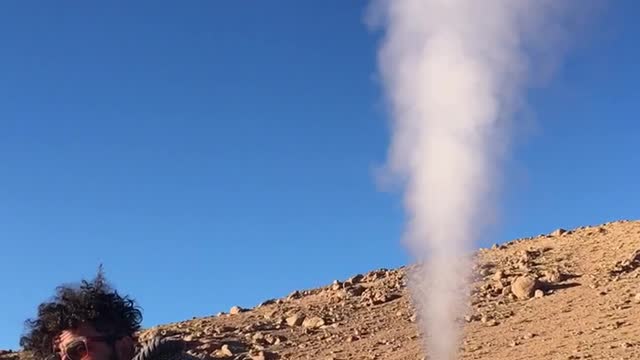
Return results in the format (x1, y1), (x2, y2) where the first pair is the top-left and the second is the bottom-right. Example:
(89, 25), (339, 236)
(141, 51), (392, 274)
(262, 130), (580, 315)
(493, 270), (505, 281)
(250, 350), (270, 360)
(485, 319), (498, 327)
(409, 314), (418, 323)
(252, 332), (266, 344)
(229, 306), (244, 315)
(259, 299), (276, 307)
(369, 292), (396, 305)
(552, 228), (567, 236)
(220, 345), (234, 357)
(263, 310), (278, 320)
(634, 293), (640, 304)
(331, 280), (342, 291)
(534, 289), (545, 298)
(542, 268), (564, 283)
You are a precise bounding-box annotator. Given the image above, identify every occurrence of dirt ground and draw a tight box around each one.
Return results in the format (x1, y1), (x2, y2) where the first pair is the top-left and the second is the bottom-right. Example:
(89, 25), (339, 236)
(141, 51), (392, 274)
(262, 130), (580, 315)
(4, 220), (639, 360)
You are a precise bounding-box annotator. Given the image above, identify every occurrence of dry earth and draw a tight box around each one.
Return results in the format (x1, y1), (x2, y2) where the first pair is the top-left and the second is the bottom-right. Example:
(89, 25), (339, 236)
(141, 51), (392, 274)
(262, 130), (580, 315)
(3, 220), (640, 360)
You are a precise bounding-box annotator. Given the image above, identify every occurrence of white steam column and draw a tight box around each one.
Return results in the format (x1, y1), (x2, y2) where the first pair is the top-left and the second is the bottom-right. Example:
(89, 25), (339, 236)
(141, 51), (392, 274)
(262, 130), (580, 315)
(369, 0), (580, 359)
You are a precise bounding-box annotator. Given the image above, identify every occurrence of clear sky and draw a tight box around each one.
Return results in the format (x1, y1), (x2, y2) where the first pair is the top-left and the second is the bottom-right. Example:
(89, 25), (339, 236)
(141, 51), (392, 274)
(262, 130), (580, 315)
(1, 1), (638, 350)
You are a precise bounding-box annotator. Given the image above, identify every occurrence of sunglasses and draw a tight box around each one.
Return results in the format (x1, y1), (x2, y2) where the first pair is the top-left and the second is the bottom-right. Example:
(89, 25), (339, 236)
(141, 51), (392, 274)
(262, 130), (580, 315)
(48, 335), (121, 360)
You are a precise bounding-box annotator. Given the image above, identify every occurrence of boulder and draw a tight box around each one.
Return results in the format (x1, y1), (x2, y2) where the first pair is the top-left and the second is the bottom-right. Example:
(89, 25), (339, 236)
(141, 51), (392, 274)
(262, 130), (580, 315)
(286, 314), (305, 327)
(511, 275), (540, 300)
(302, 316), (325, 329)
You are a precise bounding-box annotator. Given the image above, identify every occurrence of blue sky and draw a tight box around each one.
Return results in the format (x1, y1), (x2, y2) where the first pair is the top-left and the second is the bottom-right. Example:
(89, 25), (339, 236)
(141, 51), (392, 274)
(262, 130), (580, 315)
(1, 1), (638, 350)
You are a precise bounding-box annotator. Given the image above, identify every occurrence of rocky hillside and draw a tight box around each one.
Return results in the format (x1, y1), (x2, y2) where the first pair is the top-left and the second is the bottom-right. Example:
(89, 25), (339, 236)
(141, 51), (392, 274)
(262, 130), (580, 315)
(3, 220), (640, 359)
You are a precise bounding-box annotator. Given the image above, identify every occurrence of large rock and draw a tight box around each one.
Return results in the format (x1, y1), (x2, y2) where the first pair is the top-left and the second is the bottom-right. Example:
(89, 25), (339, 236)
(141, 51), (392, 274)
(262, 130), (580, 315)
(511, 275), (540, 300)
(347, 274), (364, 285)
(346, 285), (365, 297)
(302, 316), (326, 329)
(286, 314), (305, 327)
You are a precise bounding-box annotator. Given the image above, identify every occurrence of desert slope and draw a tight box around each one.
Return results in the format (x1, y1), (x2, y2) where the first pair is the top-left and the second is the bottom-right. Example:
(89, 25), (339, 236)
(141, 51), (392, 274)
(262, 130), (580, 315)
(4, 220), (640, 360)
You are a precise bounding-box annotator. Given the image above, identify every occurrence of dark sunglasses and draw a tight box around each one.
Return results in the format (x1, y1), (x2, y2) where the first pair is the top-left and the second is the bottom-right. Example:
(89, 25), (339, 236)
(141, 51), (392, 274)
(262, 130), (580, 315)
(48, 335), (121, 360)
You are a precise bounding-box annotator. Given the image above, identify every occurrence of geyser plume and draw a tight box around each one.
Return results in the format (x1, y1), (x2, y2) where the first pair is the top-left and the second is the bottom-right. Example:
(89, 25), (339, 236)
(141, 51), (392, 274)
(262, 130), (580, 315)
(369, 1), (577, 359)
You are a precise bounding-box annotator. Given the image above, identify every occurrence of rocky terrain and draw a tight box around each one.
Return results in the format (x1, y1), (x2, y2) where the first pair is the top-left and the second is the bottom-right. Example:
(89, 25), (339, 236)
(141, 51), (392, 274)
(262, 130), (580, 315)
(3, 220), (640, 359)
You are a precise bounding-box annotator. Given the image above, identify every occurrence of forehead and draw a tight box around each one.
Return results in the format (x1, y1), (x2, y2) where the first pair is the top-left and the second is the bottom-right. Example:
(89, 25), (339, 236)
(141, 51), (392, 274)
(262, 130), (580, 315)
(57, 323), (102, 346)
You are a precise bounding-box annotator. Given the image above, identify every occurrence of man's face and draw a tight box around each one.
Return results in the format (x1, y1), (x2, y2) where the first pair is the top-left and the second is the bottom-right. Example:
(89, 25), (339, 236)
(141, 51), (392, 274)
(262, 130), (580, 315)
(55, 323), (128, 360)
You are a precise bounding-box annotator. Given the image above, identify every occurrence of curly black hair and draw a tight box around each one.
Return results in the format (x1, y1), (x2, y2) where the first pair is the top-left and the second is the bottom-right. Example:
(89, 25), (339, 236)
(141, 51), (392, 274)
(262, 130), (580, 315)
(20, 267), (143, 359)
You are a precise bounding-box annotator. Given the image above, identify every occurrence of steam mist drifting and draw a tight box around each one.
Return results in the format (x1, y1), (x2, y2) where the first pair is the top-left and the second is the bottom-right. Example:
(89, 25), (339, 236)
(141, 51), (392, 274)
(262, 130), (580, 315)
(369, 1), (578, 359)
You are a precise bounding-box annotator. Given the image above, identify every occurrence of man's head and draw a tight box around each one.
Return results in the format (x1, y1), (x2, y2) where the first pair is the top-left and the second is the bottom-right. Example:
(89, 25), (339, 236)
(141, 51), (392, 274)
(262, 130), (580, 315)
(20, 269), (142, 360)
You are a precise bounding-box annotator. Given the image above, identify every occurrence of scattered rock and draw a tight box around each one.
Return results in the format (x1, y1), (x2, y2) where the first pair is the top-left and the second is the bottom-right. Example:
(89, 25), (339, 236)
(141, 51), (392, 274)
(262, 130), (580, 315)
(634, 293), (640, 304)
(464, 314), (478, 323)
(219, 345), (234, 357)
(331, 280), (342, 291)
(552, 228), (567, 236)
(346, 285), (365, 297)
(263, 309), (278, 320)
(287, 291), (302, 300)
(286, 314), (305, 327)
(259, 299), (276, 307)
(229, 306), (245, 315)
(249, 350), (275, 360)
(485, 319), (498, 327)
(542, 268), (564, 283)
(251, 332), (266, 345)
(347, 274), (364, 285)
(511, 275), (540, 300)
(610, 249), (640, 276)
(302, 316), (326, 329)
(534, 289), (545, 298)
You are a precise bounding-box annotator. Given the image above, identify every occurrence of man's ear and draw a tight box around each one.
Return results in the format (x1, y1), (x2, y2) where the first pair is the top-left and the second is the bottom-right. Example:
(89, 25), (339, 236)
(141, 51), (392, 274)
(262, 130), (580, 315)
(115, 336), (135, 360)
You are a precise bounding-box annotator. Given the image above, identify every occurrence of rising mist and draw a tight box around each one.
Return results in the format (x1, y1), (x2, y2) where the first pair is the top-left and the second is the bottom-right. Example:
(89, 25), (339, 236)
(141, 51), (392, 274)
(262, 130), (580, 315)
(368, 1), (583, 359)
